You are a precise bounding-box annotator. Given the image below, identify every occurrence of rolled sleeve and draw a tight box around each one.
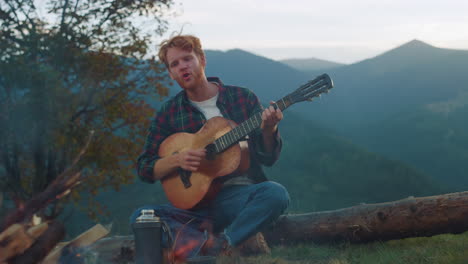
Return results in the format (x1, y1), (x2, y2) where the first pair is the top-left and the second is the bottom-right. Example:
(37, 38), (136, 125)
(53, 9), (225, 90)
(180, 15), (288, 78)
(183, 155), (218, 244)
(137, 154), (160, 184)
(251, 128), (282, 167)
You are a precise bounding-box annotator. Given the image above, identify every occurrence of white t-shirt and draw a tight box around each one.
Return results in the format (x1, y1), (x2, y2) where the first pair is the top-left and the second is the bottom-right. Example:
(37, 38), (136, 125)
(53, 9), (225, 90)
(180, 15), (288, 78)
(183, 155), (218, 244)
(189, 93), (222, 120)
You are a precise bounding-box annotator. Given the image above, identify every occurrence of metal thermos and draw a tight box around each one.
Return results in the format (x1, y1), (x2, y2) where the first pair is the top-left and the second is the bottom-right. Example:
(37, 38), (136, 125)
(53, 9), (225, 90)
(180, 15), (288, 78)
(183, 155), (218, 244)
(132, 209), (163, 264)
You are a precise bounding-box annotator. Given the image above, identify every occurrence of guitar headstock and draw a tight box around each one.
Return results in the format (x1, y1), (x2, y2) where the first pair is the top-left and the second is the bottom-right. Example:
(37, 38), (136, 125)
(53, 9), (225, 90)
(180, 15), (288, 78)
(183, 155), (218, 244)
(289, 74), (334, 103)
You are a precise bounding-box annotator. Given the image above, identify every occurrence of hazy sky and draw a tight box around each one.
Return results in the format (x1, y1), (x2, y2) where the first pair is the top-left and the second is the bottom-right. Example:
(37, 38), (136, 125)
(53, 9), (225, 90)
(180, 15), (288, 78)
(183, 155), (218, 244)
(161, 0), (468, 63)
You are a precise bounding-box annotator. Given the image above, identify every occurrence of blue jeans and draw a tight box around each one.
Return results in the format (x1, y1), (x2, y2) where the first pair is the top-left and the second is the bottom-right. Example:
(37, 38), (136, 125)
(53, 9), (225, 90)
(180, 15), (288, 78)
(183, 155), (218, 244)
(130, 181), (289, 258)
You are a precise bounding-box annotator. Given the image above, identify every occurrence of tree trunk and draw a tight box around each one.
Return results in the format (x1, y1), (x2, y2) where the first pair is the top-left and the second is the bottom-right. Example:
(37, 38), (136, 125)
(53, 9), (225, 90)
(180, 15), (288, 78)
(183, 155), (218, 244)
(263, 191), (468, 245)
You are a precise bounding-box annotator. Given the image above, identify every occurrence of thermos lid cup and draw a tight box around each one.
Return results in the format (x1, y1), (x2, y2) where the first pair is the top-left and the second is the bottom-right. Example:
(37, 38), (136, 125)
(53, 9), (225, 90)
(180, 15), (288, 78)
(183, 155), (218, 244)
(136, 209), (161, 223)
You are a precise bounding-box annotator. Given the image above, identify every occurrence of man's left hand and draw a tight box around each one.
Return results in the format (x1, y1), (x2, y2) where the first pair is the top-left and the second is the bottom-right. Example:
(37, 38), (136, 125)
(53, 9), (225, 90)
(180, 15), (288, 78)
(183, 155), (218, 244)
(261, 101), (283, 133)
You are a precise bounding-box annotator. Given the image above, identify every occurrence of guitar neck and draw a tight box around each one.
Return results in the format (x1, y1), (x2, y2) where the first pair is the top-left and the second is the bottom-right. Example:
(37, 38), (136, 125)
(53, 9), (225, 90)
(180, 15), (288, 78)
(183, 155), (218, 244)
(212, 95), (293, 154)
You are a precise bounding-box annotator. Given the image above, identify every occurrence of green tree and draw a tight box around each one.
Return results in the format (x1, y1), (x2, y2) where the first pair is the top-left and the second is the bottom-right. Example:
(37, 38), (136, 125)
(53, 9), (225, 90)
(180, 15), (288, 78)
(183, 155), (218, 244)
(0, 0), (173, 219)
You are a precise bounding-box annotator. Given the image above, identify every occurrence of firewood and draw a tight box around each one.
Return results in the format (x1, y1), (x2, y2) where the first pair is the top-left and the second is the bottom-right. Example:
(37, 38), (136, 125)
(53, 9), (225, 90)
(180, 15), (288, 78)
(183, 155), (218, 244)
(0, 222), (48, 262)
(9, 221), (64, 264)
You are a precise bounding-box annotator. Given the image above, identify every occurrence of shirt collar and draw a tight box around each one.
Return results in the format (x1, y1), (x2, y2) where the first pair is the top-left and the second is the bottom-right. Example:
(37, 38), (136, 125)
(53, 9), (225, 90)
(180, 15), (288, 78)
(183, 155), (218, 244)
(207, 77), (227, 105)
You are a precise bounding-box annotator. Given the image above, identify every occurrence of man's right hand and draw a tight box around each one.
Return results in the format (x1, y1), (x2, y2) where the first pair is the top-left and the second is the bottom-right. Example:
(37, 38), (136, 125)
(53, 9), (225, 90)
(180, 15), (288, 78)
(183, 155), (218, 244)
(153, 148), (207, 181)
(176, 149), (207, 172)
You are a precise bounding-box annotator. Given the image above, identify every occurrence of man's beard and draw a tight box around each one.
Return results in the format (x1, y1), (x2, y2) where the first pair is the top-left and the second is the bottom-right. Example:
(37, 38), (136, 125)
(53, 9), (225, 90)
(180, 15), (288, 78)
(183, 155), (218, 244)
(178, 68), (203, 91)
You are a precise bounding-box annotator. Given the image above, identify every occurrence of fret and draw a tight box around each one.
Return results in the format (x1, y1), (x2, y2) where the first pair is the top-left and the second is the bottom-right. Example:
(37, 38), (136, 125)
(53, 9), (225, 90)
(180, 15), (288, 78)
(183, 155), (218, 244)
(251, 115), (258, 127)
(222, 135), (228, 147)
(234, 127), (239, 139)
(242, 123), (248, 135)
(223, 136), (228, 148)
(252, 117), (257, 130)
(246, 119), (253, 132)
(279, 98), (286, 110)
(214, 140), (219, 154)
(254, 114), (261, 127)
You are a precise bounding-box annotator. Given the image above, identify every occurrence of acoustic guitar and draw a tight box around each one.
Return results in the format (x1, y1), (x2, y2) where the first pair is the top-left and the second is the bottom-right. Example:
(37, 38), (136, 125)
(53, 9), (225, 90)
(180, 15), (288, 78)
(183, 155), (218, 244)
(159, 74), (334, 209)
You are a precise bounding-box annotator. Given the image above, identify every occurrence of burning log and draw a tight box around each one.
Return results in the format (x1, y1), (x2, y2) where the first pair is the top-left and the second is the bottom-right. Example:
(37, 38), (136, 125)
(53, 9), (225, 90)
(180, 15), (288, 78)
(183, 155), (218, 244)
(264, 191), (468, 245)
(42, 224), (109, 264)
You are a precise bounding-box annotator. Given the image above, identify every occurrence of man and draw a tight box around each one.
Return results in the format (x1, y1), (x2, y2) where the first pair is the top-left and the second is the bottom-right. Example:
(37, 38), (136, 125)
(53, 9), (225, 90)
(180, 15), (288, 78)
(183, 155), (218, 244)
(131, 35), (289, 259)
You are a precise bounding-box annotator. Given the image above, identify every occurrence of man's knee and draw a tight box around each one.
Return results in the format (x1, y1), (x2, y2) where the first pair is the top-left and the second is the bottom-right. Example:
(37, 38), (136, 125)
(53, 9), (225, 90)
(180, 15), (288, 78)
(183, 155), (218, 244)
(261, 181), (290, 212)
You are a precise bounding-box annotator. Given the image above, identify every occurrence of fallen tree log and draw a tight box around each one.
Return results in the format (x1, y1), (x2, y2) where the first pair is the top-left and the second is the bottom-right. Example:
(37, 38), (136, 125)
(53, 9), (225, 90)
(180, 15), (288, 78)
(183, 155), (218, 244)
(263, 191), (468, 245)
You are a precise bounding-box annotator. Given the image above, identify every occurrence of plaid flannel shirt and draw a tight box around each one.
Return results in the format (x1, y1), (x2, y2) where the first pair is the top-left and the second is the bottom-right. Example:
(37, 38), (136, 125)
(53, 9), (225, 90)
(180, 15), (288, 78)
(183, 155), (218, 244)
(137, 77), (282, 184)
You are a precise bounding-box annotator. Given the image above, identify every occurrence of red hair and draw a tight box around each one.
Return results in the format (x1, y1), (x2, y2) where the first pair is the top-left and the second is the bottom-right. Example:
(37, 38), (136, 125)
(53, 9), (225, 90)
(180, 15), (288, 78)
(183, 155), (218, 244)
(158, 35), (205, 67)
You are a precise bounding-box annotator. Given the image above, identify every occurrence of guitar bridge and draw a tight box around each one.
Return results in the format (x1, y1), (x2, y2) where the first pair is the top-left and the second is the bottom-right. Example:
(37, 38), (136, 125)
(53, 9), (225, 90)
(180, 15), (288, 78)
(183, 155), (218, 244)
(205, 143), (216, 160)
(178, 168), (192, 189)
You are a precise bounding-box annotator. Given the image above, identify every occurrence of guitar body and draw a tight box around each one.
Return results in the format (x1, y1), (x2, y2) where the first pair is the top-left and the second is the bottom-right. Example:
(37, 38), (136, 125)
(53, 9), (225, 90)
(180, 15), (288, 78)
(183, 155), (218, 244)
(159, 116), (250, 210)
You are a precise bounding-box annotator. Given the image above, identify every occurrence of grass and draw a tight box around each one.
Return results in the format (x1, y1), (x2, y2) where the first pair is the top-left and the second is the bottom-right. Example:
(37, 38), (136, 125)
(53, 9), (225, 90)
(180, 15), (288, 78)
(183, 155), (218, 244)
(217, 231), (468, 264)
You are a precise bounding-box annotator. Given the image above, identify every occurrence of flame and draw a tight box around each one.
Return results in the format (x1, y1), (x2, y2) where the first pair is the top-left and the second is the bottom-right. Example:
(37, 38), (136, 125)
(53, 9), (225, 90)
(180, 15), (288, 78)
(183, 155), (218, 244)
(173, 239), (201, 261)
(169, 219), (216, 262)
